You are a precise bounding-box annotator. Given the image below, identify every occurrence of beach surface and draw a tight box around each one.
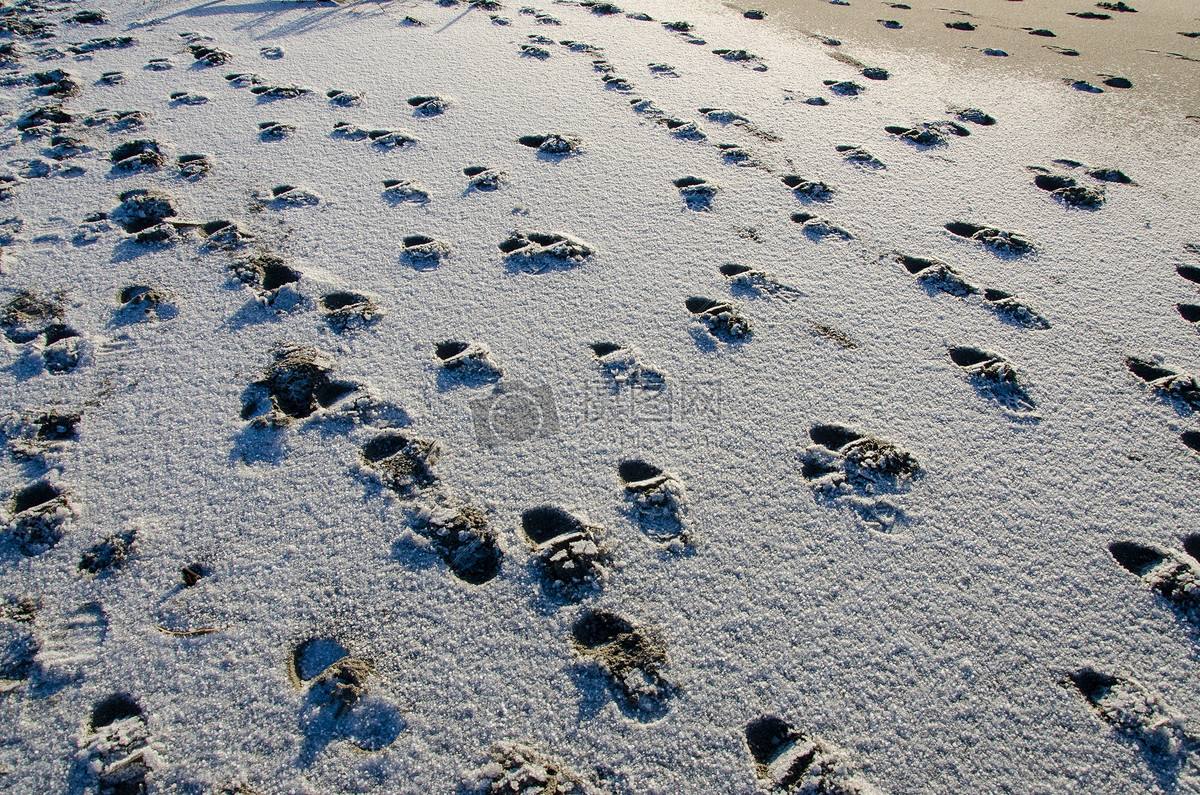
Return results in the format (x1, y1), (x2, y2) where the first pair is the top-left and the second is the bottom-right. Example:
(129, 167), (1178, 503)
(0, 0), (1198, 793)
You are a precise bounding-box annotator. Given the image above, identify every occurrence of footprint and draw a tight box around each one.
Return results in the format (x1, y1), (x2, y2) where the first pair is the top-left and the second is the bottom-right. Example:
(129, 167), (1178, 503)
(945, 20), (976, 30)
(144, 57), (172, 72)
(401, 235), (451, 268)
(407, 94), (448, 117)
(656, 117), (707, 142)
(5, 479), (76, 556)
(67, 9), (108, 24)
(1109, 538), (1200, 628)
(334, 125), (418, 149)
(4, 408), (80, 462)
(581, 1), (623, 15)
(241, 345), (361, 427)
(77, 694), (163, 793)
(520, 505), (610, 600)
(0, 615), (37, 693)
(111, 188), (179, 242)
(258, 120), (295, 141)
(1181, 430), (1200, 455)
(44, 134), (91, 162)
(176, 153), (210, 180)
(745, 715), (880, 793)
(33, 601), (107, 687)
(462, 165), (507, 193)
(114, 286), (174, 332)
(290, 639), (403, 764)
(434, 340), (502, 386)
(249, 84), (312, 100)
(697, 108), (781, 142)
(70, 37), (136, 55)
(719, 262), (801, 301)
(948, 345), (1036, 412)
(409, 502), (502, 584)
(259, 45), (283, 60)
(649, 62), (679, 77)
(590, 342), (666, 391)
(952, 107), (996, 126)
(981, 288), (1051, 329)
(685, 296), (752, 341)
(1068, 668), (1192, 772)
(499, 230), (594, 273)
(465, 743), (600, 793)
(1179, 303), (1200, 327)
(200, 219), (254, 253)
(824, 80), (865, 97)
(110, 139), (165, 173)
(29, 68), (81, 97)
(257, 184), (321, 208)
(83, 109), (149, 133)
(836, 144), (886, 169)
(571, 609), (673, 719)
(1125, 355), (1200, 410)
(673, 175), (717, 211)
(78, 527), (137, 577)
(892, 253), (978, 298)
(517, 133), (583, 158)
(225, 72), (264, 88)
(781, 175), (835, 202)
(1029, 169), (1105, 209)
(885, 120), (970, 147)
(318, 291), (380, 331)
(17, 104), (74, 137)
(152, 562), (231, 637)
(41, 323), (89, 374)
(798, 424), (920, 531)
(944, 221), (1033, 256)
(188, 43), (232, 66)
(382, 179), (431, 204)
(617, 459), (687, 543)
(1179, 265), (1200, 286)
(360, 431), (441, 498)
(326, 88), (363, 107)
(520, 42), (552, 59)
(713, 48), (768, 71)
(169, 91), (208, 106)
(519, 7), (562, 24)
(1066, 79), (1104, 93)
(3, 290), (62, 343)
(791, 212), (852, 241)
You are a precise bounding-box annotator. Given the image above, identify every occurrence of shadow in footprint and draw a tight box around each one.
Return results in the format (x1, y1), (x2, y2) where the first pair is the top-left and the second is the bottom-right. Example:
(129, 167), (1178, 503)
(948, 345), (1037, 415)
(1108, 538), (1200, 638)
(521, 505), (610, 604)
(798, 424), (920, 531)
(293, 652), (404, 767)
(1067, 667), (1191, 791)
(570, 609), (674, 722)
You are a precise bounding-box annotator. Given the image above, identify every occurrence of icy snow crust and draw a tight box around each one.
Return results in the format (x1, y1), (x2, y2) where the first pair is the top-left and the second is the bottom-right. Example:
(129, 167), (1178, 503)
(0, 0), (1199, 792)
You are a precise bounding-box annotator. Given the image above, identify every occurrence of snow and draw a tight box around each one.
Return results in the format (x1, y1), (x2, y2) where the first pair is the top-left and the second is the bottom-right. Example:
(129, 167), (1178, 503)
(0, 0), (1199, 792)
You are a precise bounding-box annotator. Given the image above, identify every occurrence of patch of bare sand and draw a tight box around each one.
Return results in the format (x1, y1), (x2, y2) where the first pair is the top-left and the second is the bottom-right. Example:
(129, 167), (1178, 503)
(718, 0), (1200, 116)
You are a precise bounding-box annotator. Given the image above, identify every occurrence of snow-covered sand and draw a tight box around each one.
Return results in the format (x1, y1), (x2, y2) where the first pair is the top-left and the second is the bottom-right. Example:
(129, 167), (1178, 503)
(0, 0), (1198, 792)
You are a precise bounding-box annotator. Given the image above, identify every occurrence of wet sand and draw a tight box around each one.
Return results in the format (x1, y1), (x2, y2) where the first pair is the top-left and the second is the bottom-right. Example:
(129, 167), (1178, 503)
(717, 0), (1200, 114)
